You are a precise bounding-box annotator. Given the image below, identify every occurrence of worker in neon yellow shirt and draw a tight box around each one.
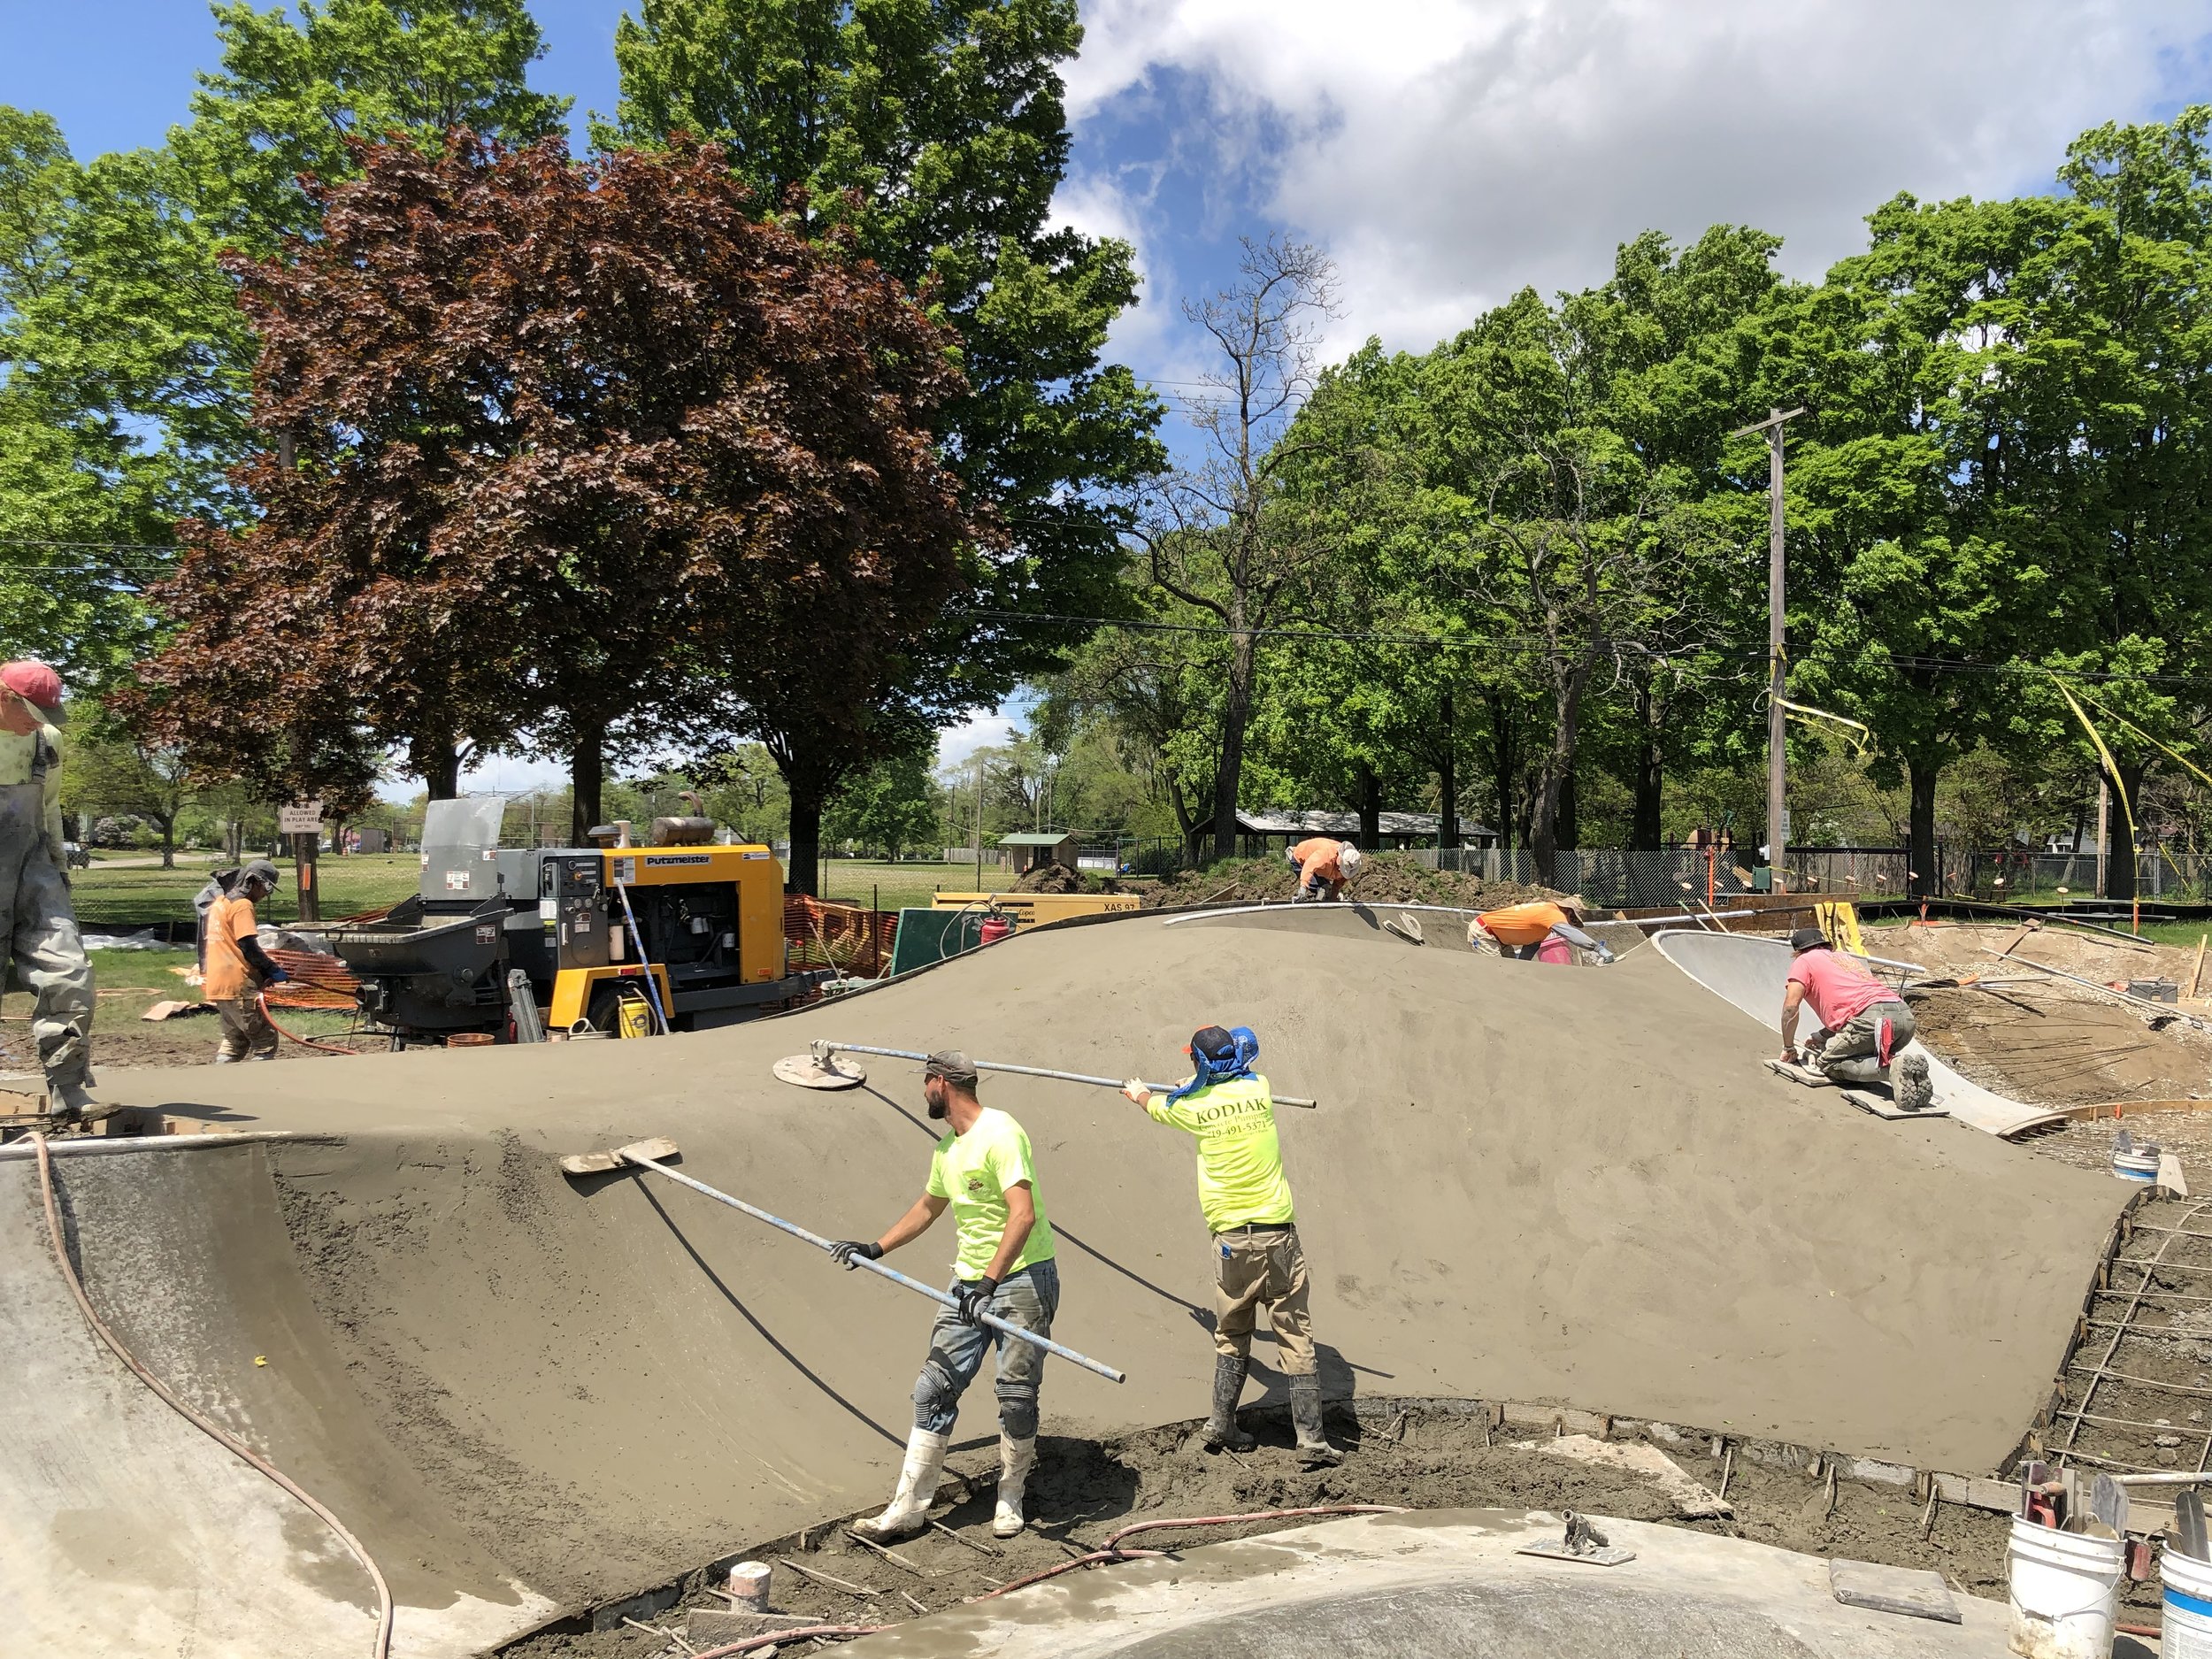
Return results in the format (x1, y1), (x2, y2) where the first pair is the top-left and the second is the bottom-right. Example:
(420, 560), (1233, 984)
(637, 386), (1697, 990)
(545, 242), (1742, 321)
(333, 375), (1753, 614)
(1122, 1025), (1340, 1467)
(832, 1050), (1058, 1542)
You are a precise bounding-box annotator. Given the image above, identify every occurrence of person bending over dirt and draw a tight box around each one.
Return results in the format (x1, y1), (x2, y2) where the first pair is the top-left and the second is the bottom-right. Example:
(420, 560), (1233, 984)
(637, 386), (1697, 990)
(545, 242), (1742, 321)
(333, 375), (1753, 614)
(831, 1050), (1058, 1542)
(1469, 899), (1617, 964)
(1779, 926), (1932, 1110)
(1122, 1025), (1340, 1468)
(1286, 837), (1362, 902)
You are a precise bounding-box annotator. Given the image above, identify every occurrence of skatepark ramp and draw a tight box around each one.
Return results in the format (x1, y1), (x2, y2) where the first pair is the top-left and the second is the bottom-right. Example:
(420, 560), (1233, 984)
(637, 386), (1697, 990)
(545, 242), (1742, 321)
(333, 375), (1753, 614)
(1650, 927), (2070, 1138)
(2, 910), (2122, 1654)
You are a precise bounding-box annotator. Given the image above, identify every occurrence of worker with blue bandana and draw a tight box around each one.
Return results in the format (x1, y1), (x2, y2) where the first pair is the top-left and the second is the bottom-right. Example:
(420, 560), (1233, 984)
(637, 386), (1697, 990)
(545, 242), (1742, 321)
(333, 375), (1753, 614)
(1122, 1025), (1339, 1467)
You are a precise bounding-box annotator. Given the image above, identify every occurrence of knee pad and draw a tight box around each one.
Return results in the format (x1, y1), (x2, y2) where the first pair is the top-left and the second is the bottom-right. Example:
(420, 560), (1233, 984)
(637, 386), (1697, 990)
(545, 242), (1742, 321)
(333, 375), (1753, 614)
(914, 1354), (962, 1420)
(994, 1388), (1039, 1441)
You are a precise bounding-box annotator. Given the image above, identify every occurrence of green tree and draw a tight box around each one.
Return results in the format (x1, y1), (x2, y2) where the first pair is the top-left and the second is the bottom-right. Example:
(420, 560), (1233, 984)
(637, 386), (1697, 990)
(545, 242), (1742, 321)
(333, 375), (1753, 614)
(57, 710), (205, 868)
(603, 0), (1164, 858)
(824, 749), (938, 861)
(0, 4), (565, 695)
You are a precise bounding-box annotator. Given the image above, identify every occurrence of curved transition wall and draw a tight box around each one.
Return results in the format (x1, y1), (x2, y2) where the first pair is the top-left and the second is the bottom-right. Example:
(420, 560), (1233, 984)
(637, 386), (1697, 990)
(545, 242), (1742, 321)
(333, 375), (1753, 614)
(1650, 928), (2069, 1138)
(4, 910), (2123, 1655)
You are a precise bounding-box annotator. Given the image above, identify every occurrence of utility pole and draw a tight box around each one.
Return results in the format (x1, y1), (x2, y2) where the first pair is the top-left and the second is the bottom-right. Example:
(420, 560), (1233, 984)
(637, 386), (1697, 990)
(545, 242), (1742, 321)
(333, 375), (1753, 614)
(972, 753), (984, 891)
(1731, 406), (1806, 893)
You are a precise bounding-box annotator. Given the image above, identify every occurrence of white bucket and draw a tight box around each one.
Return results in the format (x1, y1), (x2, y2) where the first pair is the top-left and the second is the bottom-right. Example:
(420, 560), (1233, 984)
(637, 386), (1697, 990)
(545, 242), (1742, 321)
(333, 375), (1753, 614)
(2166, 1542), (2212, 1658)
(2008, 1515), (2121, 1658)
(2115, 1149), (2160, 1182)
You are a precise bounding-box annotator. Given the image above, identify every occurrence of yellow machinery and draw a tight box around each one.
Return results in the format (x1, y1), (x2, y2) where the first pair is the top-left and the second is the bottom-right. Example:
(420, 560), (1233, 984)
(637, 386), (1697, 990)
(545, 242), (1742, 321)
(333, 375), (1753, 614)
(930, 890), (1144, 925)
(332, 803), (824, 1043)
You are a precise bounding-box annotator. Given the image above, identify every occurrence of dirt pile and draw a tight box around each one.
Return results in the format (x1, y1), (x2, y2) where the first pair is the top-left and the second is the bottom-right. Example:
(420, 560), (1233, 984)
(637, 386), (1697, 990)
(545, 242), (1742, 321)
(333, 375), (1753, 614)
(1148, 853), (1575, 911)
(1012, 863), (1123, 895)
(501, 1409), (2015, 1659)
(1879, 922), (2212, 1107)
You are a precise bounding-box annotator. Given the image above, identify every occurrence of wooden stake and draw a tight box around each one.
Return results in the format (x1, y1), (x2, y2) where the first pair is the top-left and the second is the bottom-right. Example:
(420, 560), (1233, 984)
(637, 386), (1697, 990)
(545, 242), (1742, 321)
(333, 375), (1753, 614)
(930, 1520), (1003, 1558)
(774, 1556), (879, 1598)
(2191, 933), (2206, 1000)
(845, 1532), (934, 1577)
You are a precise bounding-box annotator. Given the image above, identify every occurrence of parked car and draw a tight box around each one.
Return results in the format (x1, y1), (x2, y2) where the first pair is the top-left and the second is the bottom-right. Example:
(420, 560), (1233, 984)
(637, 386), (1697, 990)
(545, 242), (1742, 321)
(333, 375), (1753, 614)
(63, 841), (91, 870)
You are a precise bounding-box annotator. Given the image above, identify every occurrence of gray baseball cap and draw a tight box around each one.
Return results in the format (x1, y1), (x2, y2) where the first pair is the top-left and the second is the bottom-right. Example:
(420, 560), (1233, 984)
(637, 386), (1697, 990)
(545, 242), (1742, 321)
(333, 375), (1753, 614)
(923, 1050), (979, 1087)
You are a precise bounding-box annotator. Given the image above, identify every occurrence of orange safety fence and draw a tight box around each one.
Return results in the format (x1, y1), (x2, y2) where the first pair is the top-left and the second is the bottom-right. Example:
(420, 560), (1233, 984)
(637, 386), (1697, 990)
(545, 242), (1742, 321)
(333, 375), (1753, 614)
(784, 896), (898, 979)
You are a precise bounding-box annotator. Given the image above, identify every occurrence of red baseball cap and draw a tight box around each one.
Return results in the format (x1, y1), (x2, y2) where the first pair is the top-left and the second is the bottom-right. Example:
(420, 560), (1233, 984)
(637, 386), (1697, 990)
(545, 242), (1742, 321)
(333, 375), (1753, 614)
(0, 660), (63, 714)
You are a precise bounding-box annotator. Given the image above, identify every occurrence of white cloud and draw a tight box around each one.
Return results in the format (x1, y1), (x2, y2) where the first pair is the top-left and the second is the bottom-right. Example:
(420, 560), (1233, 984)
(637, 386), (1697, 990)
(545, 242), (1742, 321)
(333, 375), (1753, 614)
(1069, 0), (2212, 355)
(937, 709), (1020, 771)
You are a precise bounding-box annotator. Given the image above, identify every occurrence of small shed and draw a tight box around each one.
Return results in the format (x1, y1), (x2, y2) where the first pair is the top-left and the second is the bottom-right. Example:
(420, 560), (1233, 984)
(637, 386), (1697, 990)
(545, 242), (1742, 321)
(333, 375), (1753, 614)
(999, 831), (1078, 875)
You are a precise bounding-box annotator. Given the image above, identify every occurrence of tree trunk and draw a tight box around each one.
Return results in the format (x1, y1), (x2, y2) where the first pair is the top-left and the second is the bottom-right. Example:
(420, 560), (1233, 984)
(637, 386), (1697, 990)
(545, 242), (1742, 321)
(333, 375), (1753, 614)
(1488, 692), (1516, 852)
(1907, 759), (1940, 899)
(1356, 761), (1381, 849)
(787, 773), (824, 898)
(1209, 629), (1257, 863)
(159, 819), (176, 870)
(1437, 689), (1459, 850)
(2106, 761), (2144, 902)
(1531, 669), (1589, 887)
(1631, 677), (1664, 851)
(570, 723), (605, 846)
(414, 731), (462, 802)
(1557, 767), (1578, 851)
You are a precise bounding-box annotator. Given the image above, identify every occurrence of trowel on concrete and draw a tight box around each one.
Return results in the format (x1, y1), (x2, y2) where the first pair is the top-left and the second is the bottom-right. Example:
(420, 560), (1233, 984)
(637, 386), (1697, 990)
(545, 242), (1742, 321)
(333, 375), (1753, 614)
(772, 1041), (867, 1090)
(559, 1136), (680, 1175)
(1517, 1510), (1634, 1567)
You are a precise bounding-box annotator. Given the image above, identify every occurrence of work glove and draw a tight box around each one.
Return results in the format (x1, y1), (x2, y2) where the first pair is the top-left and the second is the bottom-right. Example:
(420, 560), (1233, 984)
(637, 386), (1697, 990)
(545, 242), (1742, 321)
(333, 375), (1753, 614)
(1120, 1078), (1150, 1104)
(1593, 943), (1617, 964)
(830, 1240), (883, 1270)
(955, 1275), (1000, 1325)
(263, 965), (291, 987)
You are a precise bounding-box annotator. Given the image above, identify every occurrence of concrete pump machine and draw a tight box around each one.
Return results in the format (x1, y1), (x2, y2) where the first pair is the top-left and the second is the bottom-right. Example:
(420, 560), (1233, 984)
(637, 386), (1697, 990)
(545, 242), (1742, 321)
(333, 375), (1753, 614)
(326, 796), (826, 1045)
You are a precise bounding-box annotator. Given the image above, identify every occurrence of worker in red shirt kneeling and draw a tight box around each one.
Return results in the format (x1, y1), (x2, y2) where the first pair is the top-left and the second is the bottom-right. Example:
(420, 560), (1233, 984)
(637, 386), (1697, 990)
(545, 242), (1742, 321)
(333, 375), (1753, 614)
(1779, 926), (1932, 1110)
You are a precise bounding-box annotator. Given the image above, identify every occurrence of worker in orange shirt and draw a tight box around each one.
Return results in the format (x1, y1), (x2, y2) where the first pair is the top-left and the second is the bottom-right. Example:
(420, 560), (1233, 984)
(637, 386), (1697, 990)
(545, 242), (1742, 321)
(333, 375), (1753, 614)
(1470, 898), (1617, 964)
(203, 860), (291, 1062)
(1286, 837), (1363, 902)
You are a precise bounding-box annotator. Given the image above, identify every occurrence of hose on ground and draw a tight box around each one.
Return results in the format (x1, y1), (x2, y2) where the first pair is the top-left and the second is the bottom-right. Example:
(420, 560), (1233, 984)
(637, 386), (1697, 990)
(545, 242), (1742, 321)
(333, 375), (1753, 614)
(257, 989), (366, 1056)
(28, 1133), (395, 1658)
(966, 1503), (1413, 1603)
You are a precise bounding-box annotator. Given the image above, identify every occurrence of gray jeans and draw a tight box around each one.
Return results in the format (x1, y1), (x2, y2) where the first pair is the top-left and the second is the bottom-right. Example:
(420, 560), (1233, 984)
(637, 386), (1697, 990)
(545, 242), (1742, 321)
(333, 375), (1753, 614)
(0, 830), (93, 1090)
(1811, 1001), (1916, 1076)
(912, 1259), (1060, 1440)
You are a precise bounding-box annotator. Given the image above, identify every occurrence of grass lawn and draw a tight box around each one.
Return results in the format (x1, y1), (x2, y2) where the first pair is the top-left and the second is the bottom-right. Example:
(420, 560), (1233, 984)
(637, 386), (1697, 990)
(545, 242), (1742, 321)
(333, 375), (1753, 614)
(69, 853), (426, 933)
(1, 949), (362, 1077)
(816, 858), (1023, 911)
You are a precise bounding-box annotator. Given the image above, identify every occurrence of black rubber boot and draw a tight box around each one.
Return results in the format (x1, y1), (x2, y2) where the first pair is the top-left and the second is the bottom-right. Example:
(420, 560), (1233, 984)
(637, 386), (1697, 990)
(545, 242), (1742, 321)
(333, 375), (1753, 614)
(1204, 1355), (1255, 1451)
(1289, 1374), (1340, 1467)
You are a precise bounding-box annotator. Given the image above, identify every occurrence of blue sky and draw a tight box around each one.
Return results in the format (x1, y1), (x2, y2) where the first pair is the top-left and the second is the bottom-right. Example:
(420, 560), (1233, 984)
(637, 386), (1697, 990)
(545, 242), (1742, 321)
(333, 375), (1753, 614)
(7, 0), (2211, 793)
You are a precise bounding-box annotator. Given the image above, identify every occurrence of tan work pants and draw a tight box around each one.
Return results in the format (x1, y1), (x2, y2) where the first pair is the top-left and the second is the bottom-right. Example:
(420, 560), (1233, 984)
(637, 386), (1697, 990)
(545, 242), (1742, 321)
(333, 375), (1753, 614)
(1214, 1223), (1316, 1374)
(214, 996), (277, 1062)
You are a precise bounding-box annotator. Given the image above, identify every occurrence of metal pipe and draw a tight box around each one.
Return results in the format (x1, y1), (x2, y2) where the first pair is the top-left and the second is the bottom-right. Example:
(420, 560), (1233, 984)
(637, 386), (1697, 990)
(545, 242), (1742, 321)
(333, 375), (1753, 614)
(2111, 1471), (2212, 1488)
(0, 1130), (333, 1161)
(1850, 950), (1930, 975)
(617, 1147), (1125, 1384)
(1982, 948), (2212, 1032)
(614, 882), (672, 1033)
(817, 1041), (1319, 1110)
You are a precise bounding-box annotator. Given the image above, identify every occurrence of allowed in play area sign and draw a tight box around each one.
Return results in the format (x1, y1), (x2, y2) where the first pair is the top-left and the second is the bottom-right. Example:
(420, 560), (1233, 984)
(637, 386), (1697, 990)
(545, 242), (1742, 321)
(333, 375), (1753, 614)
(277, 801), (323, 835)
